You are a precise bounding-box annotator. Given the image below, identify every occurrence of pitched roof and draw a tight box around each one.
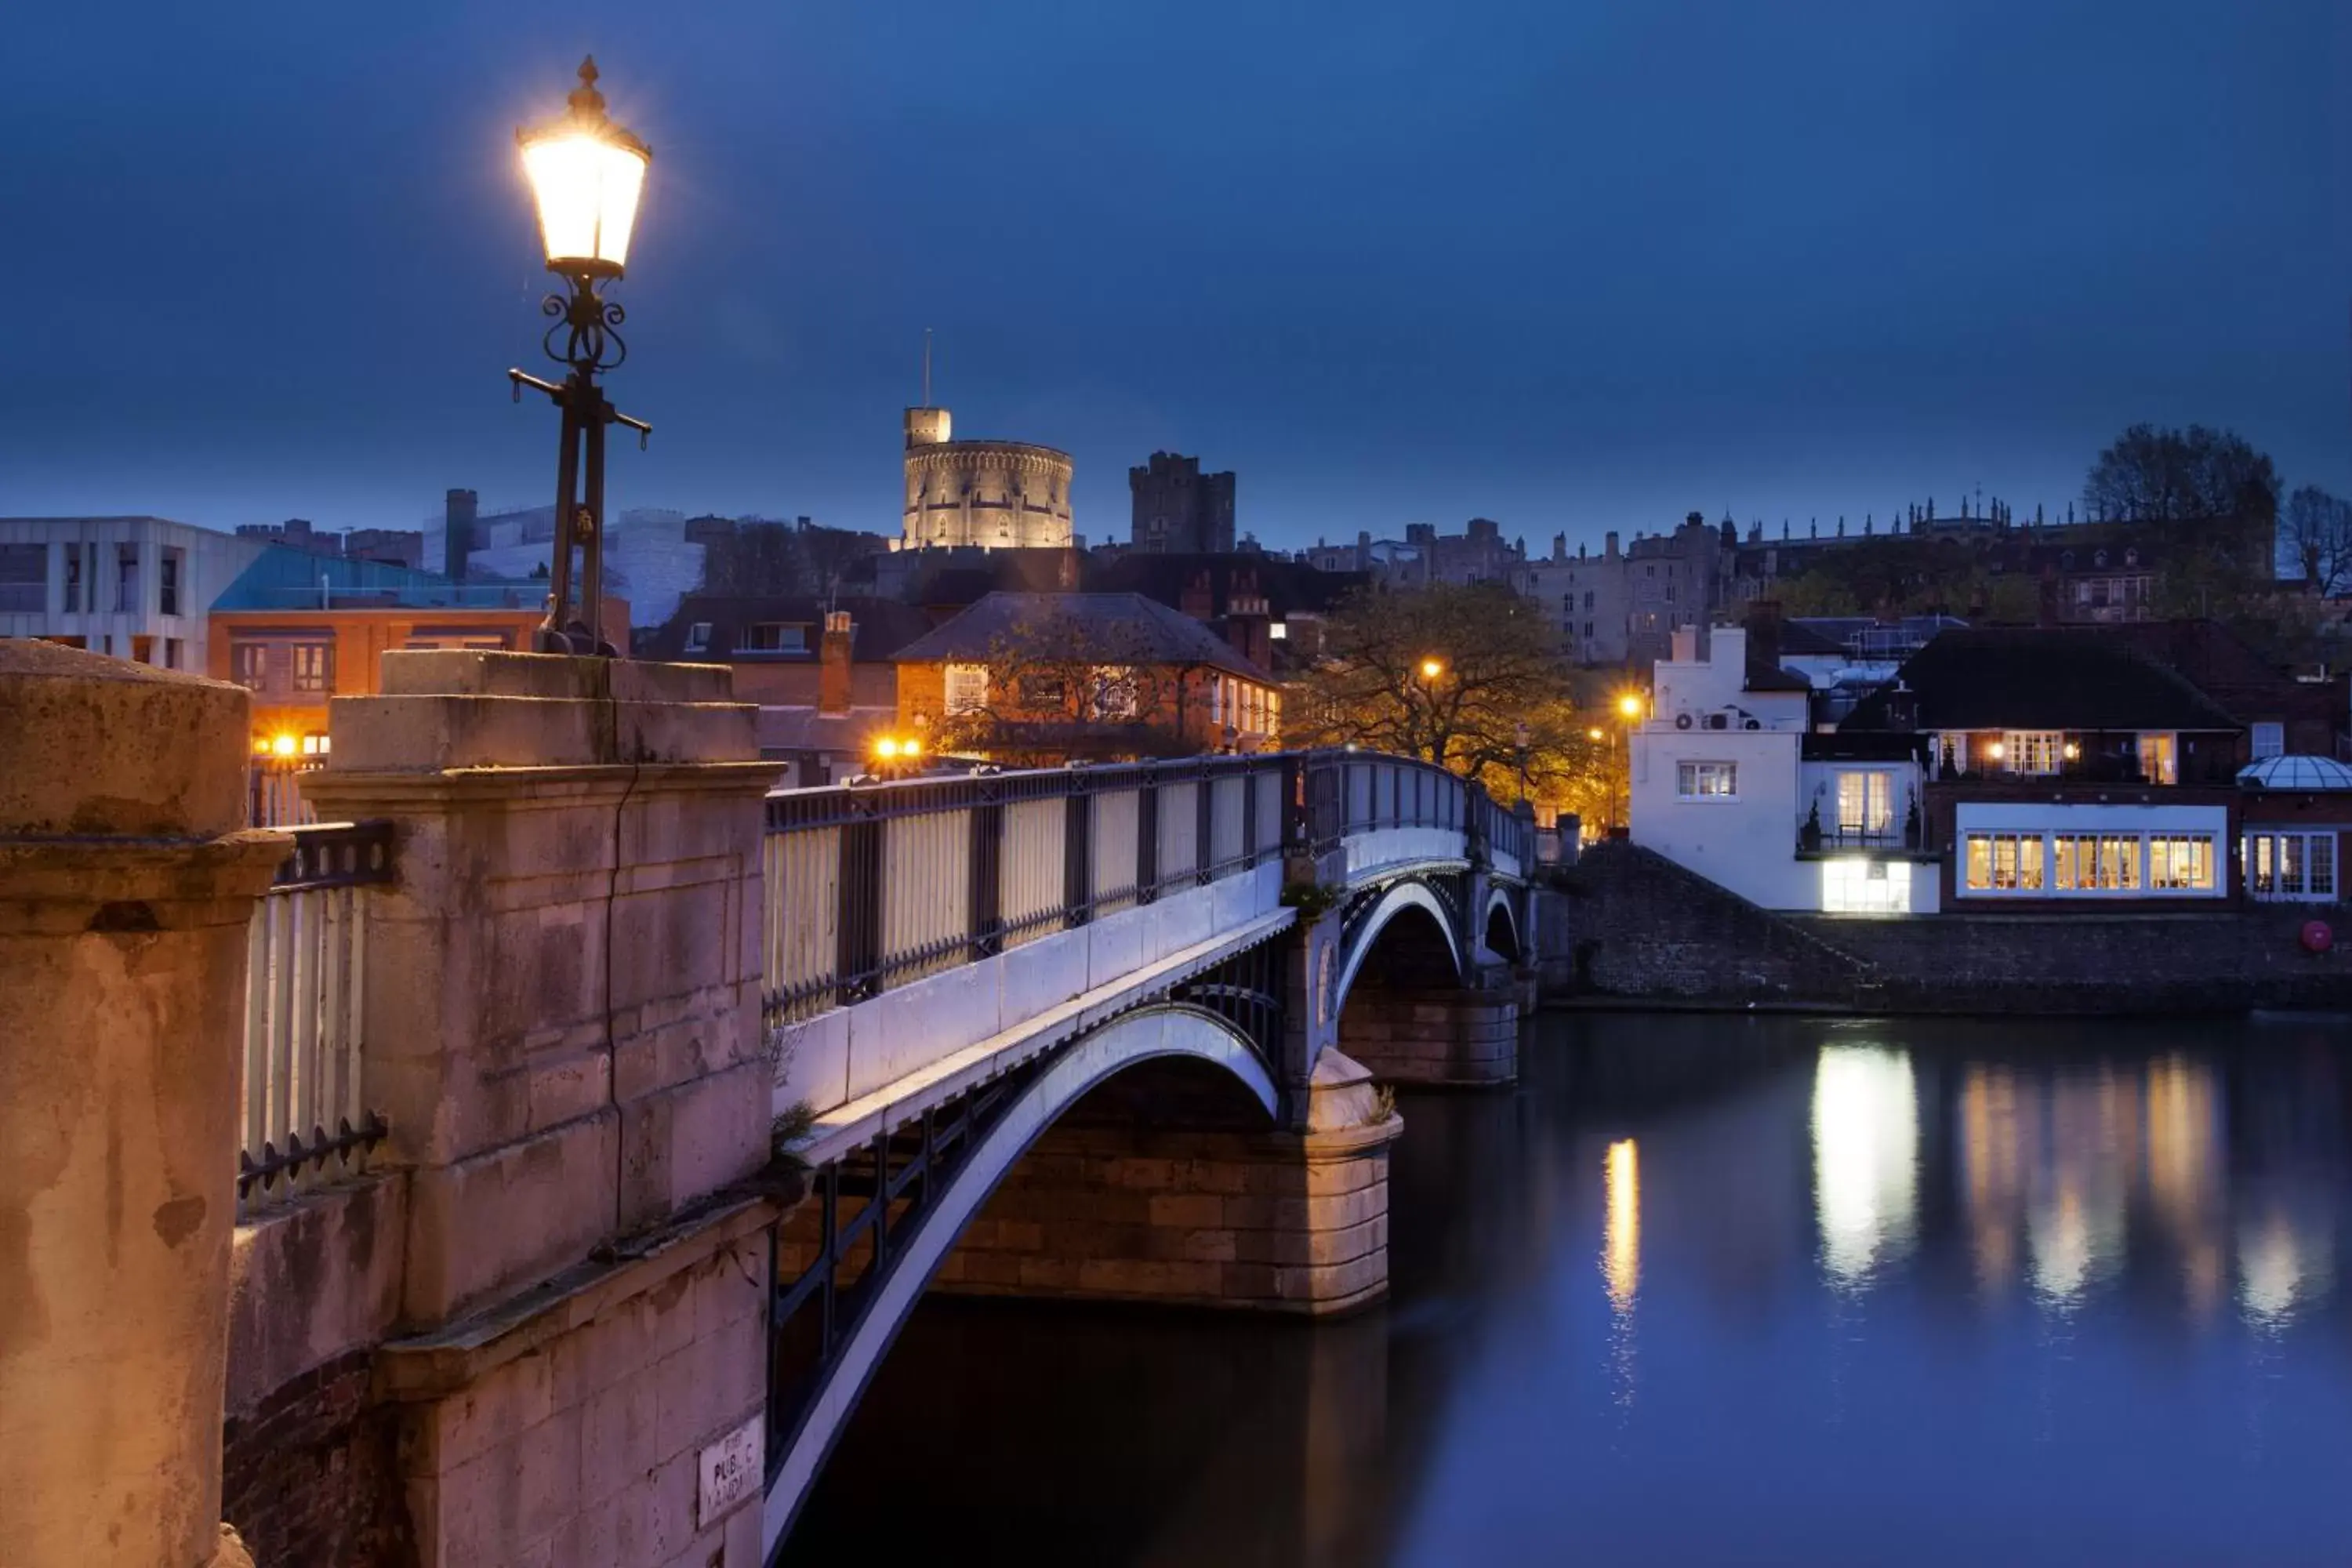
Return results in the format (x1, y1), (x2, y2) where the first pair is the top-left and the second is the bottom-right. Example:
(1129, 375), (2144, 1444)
(892, 592), (1269, 681)
(1842, 627), (2240, 732)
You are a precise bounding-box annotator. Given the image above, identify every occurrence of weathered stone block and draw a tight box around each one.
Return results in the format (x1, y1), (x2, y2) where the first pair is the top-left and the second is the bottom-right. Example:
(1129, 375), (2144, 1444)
(401, 1111), (619, 1323)
(617, 1057), (769, 1231)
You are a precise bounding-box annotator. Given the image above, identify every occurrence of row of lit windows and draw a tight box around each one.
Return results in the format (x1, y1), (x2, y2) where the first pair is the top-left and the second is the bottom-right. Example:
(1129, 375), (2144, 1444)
(1962, 831), (2218, 894)
(2247, 832), (2337, 900)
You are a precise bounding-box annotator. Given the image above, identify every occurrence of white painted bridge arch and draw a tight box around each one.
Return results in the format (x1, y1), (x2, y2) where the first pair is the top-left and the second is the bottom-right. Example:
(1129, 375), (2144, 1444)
(1332, 879), (1465, 1018)
(763, 1004), (1279, 1552)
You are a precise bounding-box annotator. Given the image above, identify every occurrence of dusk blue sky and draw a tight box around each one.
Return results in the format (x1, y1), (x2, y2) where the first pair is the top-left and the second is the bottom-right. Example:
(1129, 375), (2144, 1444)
(3, 0), (2346, 554)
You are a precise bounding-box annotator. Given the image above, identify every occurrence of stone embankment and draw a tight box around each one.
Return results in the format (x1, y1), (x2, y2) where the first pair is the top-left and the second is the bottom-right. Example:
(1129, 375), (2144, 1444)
(1538, 842), (2352, 1014)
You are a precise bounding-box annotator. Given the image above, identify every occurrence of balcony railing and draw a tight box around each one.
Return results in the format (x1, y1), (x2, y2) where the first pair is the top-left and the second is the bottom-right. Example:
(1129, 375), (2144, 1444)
(238, 822), (394, 1218)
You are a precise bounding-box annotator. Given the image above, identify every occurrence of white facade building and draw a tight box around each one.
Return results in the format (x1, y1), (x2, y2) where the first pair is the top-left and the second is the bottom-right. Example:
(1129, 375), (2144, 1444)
(0, 517), (263, 673)
(1630, 624), (1936, 913)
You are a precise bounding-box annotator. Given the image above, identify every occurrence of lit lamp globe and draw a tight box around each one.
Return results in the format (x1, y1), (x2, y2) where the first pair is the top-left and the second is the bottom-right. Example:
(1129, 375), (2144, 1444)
(518, 58), (650, 280)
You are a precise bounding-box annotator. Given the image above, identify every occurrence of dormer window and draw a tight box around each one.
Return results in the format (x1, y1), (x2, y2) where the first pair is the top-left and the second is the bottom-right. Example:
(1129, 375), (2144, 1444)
(741, 622), (809, 654)
(684, 621), (712, 653)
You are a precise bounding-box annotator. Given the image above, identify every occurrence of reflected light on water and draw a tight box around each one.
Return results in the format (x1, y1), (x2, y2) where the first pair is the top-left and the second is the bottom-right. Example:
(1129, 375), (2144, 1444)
(2238, 1208), (2333, 1330)
(1962, 1065), (2024, 1291)
(1811, 1046), (1919, 1290)
(1599, 1137), (1640, 1413)
(1602, 1138), (1640, 1312)
(2029, 1181), (2093, 1307)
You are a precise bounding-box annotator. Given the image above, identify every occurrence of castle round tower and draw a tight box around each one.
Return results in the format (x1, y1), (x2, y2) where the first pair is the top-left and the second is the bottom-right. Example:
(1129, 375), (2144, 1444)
(901, 405), (1074, 550)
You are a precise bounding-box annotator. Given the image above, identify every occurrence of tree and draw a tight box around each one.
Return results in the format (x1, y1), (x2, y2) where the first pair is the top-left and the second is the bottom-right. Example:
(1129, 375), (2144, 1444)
(2083, 423), (2278, 526)
(2281, 485), (2352, 596)
(2082, 423), (2280, 601)
(925, 604), (1208, 762)
(1281, 583), (1614, 818)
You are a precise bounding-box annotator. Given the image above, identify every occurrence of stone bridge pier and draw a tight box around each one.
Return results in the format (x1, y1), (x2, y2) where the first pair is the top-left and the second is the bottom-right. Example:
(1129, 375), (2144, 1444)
(792, 1045), (1404, 1318)
(1322, 813), (1536, 1091)
(0, 644), (283, 1568)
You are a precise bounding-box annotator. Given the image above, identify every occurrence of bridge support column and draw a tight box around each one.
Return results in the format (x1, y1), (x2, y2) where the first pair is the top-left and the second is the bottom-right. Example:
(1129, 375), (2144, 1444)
(0, 645), (281, 1568)
(1338, 981), (1519, 1087)
(296, 652), (783, 1568)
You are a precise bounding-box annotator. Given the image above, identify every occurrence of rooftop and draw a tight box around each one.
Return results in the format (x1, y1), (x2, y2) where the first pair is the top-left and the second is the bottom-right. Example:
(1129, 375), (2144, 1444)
(1843, 627), (2240, 733)
(2238, 755), (2352, 792)
(894, 592), (1269, 681)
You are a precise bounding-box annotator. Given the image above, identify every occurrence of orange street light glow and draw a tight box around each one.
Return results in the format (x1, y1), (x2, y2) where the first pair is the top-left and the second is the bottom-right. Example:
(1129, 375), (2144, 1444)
(1617, 694), (1642, 718)
(270, 733), (298, 758)
(1419, 658), (1443, 680)
(873, 737), (901, 759)
(1588, 728), (1605, 742)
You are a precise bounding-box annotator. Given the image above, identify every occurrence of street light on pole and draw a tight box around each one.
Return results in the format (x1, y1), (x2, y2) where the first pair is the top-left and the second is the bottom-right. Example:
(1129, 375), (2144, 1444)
(511, 57), (653, 655)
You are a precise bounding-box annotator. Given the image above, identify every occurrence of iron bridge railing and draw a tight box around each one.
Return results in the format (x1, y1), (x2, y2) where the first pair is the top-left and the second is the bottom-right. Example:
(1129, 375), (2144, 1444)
(759, 749), (1530, 1031)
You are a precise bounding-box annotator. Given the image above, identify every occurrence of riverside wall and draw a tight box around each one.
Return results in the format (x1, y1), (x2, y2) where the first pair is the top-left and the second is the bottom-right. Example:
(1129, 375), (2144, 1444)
(1540, 843), (2352, 1014)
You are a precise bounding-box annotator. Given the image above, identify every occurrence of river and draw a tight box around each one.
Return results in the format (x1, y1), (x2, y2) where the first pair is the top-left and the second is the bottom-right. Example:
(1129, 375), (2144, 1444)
(783, 1011), (2352, 1566)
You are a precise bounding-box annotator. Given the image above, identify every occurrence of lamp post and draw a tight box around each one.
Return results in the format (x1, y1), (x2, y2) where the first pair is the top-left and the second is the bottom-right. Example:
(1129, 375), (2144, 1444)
(1587, 725), (1611, 835)
(1414, 656), (1444, 766)
(510, 57), (653, 655)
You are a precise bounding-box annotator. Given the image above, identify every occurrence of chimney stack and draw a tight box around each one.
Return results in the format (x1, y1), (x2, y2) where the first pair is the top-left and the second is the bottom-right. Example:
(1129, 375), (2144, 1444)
(1181, 570), (1214, 622)
(1748, 600), (1784, 671)
(818, 610), (855, 716)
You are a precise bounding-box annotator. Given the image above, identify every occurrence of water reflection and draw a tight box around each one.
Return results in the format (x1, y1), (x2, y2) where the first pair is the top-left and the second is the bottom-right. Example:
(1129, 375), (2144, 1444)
(789, 1014), (2352, 1567)
(1601, 1138), (1640, 1312)
(1810, 1044), (1918, 1290)
(1599, 1138), (1639, 1412)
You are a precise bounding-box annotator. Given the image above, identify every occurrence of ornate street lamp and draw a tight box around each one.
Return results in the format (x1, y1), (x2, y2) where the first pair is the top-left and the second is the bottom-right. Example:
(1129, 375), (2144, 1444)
(510, 57), (652, 655)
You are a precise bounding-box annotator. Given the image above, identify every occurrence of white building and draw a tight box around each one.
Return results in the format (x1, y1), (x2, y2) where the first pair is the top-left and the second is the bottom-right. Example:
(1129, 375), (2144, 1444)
(0, 517), (264, 673)
(1628, 624), (1937, 914)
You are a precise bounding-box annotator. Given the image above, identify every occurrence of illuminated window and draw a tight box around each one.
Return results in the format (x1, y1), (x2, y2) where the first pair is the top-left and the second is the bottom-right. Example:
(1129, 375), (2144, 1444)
(290, 642), (333, 693)
(2246, 831), (2337, 899)
(1087, 666), (1139, 721)
(233, 642), (269, 689)
(2147, 834), (2215, 891)
(2000, 731), (2063, 775)
(2097, 835), (2140, 890)
(944, 663), (989, 715)
(2136, 732), (2177, 785)
(1965, 833), (2043, 891)
(1836, 772), (1894, 836)
(1676, 761), (1737, 800)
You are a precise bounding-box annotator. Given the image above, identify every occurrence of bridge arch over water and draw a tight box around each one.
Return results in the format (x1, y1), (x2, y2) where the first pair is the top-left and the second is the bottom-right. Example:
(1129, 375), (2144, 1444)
(763, 1002), (1278, 1542)
(757, 750), (1534, 1561)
